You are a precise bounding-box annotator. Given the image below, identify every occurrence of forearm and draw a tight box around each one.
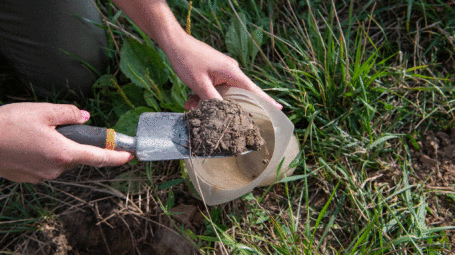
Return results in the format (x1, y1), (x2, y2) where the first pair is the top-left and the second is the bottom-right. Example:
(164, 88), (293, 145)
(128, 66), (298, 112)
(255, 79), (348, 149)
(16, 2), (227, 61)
(111, 0), (283, 110)
(111, 0), (187, 54)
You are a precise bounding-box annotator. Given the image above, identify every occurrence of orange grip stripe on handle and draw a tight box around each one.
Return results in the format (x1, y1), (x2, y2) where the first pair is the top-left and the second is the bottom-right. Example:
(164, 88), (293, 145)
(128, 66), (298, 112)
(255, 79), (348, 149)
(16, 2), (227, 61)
(106, 129), (116, 150)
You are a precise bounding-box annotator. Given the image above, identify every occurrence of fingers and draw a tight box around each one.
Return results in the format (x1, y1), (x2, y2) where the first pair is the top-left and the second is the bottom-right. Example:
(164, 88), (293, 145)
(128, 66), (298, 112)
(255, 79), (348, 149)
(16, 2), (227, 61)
(185, 75), (224, 110)
(32, 143), (132, 182)
(230, 71), (283, 110)
(45, 104), (130, 168)
(184, 94), (200, 111)
(190, 75), (223, 102)
(72, 144), (134, 168)
(44, 104), (90, 126)
(80, 110), (90, 122)
(185, 72), (283, 111)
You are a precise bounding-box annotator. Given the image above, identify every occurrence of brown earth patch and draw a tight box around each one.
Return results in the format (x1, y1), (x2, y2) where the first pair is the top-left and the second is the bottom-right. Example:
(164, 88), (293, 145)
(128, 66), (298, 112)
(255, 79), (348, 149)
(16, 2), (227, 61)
(410, 130), (455, 187)
(410, 129), (455, 244)
(183, 99), (265, 156)
(15, 198), (200, 255)
(8, 162), (205, 255)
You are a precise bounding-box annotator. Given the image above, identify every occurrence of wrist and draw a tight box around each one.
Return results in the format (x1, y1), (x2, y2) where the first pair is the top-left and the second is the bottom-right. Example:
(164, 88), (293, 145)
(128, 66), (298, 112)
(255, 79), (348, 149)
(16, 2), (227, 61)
(132, 0), (188, 54)
(156, 25), (189, 55)
(112, 0), (187, 52)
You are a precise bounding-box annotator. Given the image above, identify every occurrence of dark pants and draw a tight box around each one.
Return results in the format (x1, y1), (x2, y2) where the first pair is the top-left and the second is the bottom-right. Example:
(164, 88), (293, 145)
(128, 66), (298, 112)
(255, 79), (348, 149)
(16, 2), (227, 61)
(0, 0), (108, 99)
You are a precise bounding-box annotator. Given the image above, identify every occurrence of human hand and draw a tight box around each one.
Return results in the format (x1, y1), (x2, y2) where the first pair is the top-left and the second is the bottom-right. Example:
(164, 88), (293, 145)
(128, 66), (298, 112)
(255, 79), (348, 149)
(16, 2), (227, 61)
(0, 103), (133, 183)
(165, 33), (283, 111)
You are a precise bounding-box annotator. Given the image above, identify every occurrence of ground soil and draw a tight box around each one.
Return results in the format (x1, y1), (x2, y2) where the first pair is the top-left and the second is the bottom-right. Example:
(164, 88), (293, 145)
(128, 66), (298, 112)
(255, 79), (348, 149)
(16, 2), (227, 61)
(183, 99), (265, 156)
(410, 129), (455, 187)
(409, 129), (455, 243)
(15, 194), (201, 255)
(10, 163), (203, 255)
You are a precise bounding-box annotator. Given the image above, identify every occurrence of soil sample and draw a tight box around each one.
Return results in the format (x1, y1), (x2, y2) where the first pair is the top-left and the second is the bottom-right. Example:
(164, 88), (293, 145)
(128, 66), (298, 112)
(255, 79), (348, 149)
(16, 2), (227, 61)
(183, 99), (265, 156)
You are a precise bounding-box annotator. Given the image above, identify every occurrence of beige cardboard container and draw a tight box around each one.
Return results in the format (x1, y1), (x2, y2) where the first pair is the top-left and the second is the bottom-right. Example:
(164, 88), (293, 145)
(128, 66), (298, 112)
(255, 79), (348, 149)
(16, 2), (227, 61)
(184, 87), (300, 205)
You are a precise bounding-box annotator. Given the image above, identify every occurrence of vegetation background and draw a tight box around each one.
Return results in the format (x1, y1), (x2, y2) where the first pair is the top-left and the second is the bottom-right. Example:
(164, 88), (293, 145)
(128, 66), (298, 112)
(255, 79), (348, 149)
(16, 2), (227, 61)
(1, 0), (454, 254)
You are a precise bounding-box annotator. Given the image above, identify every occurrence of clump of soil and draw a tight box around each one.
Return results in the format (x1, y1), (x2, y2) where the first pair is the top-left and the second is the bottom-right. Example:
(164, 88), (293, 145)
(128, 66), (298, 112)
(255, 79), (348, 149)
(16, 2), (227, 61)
(183, 99), (265, 156)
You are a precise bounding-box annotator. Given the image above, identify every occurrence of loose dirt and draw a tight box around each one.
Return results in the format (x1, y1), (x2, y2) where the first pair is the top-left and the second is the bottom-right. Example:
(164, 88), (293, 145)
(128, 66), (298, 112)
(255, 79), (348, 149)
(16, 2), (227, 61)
(9, 161), (203, 255)
(409, 129), (455, 242)
(183, 99), (265, 156)
(410, 129), (455, 187)
(16, 196), (199, 255)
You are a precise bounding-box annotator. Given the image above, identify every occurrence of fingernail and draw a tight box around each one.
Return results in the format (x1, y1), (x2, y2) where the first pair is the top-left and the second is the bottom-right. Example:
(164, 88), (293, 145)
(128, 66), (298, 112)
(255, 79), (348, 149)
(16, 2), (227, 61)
(81, 110), (90, 121)
(128, 154), (135, 161)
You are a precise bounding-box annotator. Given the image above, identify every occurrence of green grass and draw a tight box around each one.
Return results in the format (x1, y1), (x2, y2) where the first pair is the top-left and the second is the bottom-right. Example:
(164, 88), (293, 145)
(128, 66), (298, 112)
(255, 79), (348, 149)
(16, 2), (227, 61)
(1, 0), (455, 254)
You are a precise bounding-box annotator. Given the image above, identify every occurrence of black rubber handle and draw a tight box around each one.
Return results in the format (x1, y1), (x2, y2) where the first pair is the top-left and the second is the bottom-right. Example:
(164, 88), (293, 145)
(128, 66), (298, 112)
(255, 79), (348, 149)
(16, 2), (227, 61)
(57, 125), (108, 148)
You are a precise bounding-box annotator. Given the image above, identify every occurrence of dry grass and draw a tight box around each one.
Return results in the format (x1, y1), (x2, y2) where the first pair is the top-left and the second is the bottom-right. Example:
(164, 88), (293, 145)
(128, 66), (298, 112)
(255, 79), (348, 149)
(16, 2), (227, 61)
(1, 0), (455, 254)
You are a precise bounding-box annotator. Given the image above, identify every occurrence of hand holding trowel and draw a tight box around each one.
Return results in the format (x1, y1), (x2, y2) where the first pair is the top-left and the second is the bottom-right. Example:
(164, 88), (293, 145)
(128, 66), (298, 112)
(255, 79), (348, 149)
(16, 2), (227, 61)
(57, 112), (251, 161)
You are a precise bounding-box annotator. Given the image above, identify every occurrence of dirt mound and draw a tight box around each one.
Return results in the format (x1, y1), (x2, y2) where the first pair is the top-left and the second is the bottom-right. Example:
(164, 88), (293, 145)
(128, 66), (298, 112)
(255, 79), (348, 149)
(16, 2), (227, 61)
(183, 99), (265, 156)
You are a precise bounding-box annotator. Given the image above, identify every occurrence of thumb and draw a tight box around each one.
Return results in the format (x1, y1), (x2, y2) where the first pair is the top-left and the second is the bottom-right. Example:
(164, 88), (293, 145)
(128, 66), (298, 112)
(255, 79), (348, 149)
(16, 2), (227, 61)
(185, 76), (224, 110)
(45, 104), (90, 126)
(184, 94), (200, 111)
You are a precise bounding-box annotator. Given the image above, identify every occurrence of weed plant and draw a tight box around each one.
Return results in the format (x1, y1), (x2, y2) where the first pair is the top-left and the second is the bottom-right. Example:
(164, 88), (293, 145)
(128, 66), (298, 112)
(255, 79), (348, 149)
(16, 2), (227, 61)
(1, 0), (455, 254)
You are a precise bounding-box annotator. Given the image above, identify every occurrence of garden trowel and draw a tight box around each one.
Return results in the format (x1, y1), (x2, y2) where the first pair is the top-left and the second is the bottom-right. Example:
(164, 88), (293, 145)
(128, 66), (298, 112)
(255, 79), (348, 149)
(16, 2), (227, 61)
(57, 112), (250, 161)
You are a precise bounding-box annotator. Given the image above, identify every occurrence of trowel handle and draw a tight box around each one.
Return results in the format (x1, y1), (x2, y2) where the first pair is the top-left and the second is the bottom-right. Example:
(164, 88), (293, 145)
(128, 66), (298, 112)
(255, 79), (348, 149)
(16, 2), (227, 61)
(56, 125), (136, 154)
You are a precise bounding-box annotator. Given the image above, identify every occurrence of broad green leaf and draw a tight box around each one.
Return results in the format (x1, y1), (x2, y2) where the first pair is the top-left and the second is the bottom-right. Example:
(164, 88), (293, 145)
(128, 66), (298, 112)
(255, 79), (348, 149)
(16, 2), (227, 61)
(241, 192), (255, 201)
(120, 38), (168, 90)
(109, 84), (145, 118)
(248, 26), (263, 63)
(167, 66), (188, 112)
(160, 101), (185, 112)
(253, 210), (269, 224)
(159, 87), (185, 112)
(226, 22), (241, 63)
(121, 83), (147, 107)
(144, 89), (161, 112)
(226, 12), (249, 66)
(112, 106), (152, 136)
(93, 74), (117, 89)
(110, 92), (133, 118)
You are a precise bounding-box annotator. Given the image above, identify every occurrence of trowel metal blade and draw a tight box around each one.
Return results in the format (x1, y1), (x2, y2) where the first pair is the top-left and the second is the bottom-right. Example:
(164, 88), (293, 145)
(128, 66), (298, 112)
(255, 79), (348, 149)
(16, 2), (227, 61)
(135, 112), (253, 161)
(135, 112), (191, 161)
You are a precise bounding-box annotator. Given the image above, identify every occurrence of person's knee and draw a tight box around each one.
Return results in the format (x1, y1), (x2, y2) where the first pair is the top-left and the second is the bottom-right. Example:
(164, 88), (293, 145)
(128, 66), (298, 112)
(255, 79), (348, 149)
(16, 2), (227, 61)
(0, 0), (108, 100)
